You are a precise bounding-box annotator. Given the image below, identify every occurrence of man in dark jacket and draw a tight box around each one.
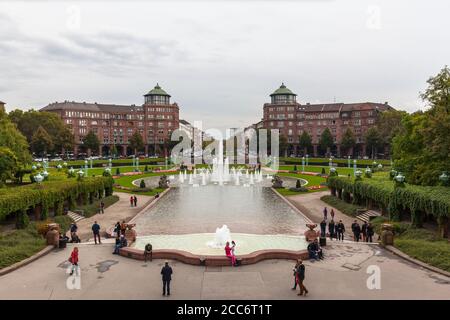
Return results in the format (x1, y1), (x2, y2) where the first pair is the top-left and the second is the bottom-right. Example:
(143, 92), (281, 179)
(352, 220), (361, 242)
(336, 220), (345, 241)
(361, 221), (368, 242)
(161, 261), (173, 296)
(328, 220), (335, 240)
(92, 221), (101, 244)
(366, 223), (375, 242)
(296, 260), (308, 296)
(320, 219), (327, 238)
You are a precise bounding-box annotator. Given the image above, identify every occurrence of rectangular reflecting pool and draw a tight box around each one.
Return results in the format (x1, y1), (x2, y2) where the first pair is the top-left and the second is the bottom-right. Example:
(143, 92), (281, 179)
(133, 185), (309, 235)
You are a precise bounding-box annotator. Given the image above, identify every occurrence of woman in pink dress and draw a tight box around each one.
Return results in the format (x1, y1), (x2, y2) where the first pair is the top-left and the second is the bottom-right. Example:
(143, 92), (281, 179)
(225, 242), (236, 266)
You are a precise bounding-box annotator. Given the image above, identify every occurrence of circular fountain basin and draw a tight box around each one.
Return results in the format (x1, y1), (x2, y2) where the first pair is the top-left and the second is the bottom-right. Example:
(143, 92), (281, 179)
(133, 233), (308, 255)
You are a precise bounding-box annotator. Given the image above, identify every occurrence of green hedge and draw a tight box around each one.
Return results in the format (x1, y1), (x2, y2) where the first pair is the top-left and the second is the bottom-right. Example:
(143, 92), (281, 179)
(327, 176), (450, 220)
(0, 176), (114, 221)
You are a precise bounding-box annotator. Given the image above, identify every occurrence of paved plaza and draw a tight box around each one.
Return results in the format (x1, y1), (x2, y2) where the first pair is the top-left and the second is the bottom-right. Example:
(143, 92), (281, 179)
(0, 240), (448, 300)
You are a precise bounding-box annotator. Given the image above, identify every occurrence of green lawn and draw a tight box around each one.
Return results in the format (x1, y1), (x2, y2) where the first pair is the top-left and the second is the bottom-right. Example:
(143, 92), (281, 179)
(113, 172), (175, 196)
(278, 165), (357, 176)
(0, 224), (46, 269)
(280, 157), (392, 166)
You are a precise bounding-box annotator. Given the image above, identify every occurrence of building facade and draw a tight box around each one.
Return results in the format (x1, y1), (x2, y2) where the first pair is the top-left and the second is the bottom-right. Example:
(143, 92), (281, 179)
(40, 84), (179, 157)
(261, 83), (394, 157)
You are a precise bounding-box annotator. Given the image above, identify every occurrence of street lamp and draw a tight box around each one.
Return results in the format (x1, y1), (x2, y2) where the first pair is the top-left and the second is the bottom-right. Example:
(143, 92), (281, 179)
(353, 159), (357, 176)
(329, 157), (333, 168)
(348, 156), (351, 168)
(306, 154), (309, 166)
(439, 172), (449, 186)
(84, 160), (88, 176)
(34, 173), (44, 184)
(302, 156), (305, 172)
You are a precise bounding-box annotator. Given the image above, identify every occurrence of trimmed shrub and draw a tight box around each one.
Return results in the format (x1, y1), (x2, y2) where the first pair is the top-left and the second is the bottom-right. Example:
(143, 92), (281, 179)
(140, 179), (146, 189)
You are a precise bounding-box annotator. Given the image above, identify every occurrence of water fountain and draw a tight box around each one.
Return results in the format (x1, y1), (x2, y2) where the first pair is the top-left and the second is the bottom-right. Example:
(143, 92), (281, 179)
(207, 225), (232, 248)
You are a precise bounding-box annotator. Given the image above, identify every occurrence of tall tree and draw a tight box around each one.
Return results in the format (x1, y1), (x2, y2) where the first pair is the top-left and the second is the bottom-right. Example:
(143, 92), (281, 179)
(279, 134), (288, 157)
(364, 127), (382, 159)
(82, 131), (100, 156)
(31, 125), (54, 159)
(298, 131), (312, 155)
(9, 109), (73, 154)
(129, 131), (145, 155)
(340, 127), (356, 156)
(376, 109), (408, 155)
(0, 111), (31, 165)
(319, 127), (334, 156)
(0, 147), (18, 186)
(393, 66), (450, 185)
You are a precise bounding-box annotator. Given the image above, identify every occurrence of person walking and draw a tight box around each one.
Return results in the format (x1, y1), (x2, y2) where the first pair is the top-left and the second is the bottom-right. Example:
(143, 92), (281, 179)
(361, 221), (368, 242)
(320, 219), (327, 238)
(92, 221), (101, 244)
(133, 195), (137, 207)
(352, 220), (361, 242)
(130, 196), (134, 207)
(100, 200), (105, 214)
(296, 260), (308, 296)
(323, 207), (328, 220)
(291, 260), (300, 290)
(366, 223), (374, 243)
(336, 220), (345, 241)
(161, 261), (173, 296)
(330, 208), (335, 220)
(328, 219), (335, 240)
(69, 247), (79, 276)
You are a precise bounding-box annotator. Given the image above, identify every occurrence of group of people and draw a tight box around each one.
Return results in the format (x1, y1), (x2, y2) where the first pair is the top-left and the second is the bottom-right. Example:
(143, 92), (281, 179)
(224, 241), (238, 266)
(307, 239), (324, 261)
(351, 220), (375, 242)
(130, 195), (138, 207)
(320, 219), (346, 241)
(112, 220), (131, 254)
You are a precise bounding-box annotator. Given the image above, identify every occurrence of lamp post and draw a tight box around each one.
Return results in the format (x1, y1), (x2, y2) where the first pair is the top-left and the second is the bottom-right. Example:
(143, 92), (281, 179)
(136, 157), (140, 171)
(439, 172), (449, 186)
(132, 155), (136, 171)
(306, 154), (309, 166)
(34, 173), (44, 185)
(353, 159), (357, 176)
(329, 157), (333, 168)
(84, 160), (88, 177)
(302, 156), (305, 173)
(165, 156), (168, 170)
(108, 158), (112, 169)
(90, 157), (93, 169)
(348, 156), (351, 168)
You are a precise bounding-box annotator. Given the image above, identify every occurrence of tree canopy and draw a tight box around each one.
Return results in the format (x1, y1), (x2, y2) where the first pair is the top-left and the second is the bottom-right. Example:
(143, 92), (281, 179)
(82, 130), (100, 154)
(298, 131), (312, 154)
(0, 111), (31, 165)
(392, 66), (450, 186)
(319, 127), (333, 154)
(364, 127), (383, 159)
(340, 127), (356, 156)
(31, 125), (54, 157)
(129, 131), (145, 155)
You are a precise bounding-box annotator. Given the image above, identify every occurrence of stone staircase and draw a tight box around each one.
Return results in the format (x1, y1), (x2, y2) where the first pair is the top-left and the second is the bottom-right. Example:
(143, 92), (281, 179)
(67, 210), (85, 222)
(356, 209), (381, 223)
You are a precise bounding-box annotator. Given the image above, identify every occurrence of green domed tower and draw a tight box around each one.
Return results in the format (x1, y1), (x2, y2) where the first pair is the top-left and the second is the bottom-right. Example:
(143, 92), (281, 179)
(270, 83), (297, 104)
(144, 83), (171, 105)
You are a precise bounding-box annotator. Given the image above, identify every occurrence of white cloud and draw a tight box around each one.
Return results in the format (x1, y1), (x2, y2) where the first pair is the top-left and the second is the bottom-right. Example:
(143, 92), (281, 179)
(0, 0), (449, 132)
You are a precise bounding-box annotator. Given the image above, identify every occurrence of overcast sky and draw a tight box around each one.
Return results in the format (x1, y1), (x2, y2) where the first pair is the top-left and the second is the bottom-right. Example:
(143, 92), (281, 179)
(0, 0), (449, 132)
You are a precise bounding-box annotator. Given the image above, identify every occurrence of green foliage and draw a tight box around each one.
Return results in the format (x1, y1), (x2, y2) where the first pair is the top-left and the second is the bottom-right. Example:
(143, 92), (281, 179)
(54, 215), (73, 233)
(320, 195), (364, 217)
(376, 109), (408, 154)
(392, 67), (450, 186)
(327, 175), (450, 220)
(321, 167), (326, 174)
(298, 131), (312, 154)
(144, 165), (149, 172)
(129, 131), (145, 154)
(0, 223), (46, 269)
(82, 130), (100, 153)
(319, 127), (333, 153)
(8, 109), (74, 154)
(140, 179), (146, 188)
(0, 147), (18, 186)
(116, 167), (120, 175)
(340, 127), (356, 155)
(31, 125), (53, 157)
(0, 176), (114, 221)
(296, 179), (301, 188)
(15, 210), (30, 229)
(0, 111), (31, 165)
(364, 127), (382, 158)
(73, 195), (119, 218)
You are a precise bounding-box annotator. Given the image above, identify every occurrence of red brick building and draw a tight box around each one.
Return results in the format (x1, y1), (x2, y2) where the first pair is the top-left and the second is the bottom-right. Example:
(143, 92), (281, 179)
(40, 84), (179, 157)
(261, 83), (394, 157)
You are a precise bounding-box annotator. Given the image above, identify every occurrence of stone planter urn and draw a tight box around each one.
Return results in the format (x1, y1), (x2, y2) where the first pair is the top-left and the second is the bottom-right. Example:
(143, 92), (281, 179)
(124, 224), (137, 244)
(304, 223), (319, 242)
(381, 223), (394, 246)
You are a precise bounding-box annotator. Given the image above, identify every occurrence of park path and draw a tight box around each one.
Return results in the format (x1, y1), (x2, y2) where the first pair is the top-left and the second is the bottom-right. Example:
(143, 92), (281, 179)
(286, 191), (359, 239)
(75, 192), (154, 241)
